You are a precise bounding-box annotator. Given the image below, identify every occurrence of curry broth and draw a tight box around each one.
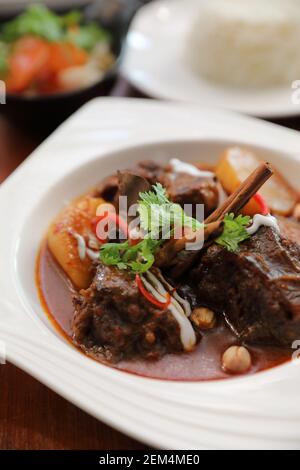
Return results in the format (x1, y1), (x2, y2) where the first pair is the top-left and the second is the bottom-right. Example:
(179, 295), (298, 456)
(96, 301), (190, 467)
(37, 242), (290, 381)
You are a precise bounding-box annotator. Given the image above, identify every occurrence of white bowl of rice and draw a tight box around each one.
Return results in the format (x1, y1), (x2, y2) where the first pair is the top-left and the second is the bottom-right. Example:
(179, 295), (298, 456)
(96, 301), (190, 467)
(187, 0), (300, 88)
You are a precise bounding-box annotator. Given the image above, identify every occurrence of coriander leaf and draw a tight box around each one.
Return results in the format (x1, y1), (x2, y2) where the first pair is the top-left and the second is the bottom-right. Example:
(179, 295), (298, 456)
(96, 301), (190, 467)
(100, 183), (203, 275)
(136, 201), (151, 233)
(99, 241), (129, 269)
(124, 238), (161, 273)
(138, 184), (170, 233)
(216, 213), (251, 252)
(170, 202), (201, 231)
(117, 262), (128, 270)
(128, 240), (155, 273)
(140, 204), (173, 236)
(138, 183), (201, 236)
(139, 182), (169, 206)
(99, 238), (161, 274)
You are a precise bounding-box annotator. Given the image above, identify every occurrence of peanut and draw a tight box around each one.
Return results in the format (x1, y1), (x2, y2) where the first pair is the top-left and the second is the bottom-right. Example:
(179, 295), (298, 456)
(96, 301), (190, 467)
(191, 307), (216, 329)
(222, 346), (252, 374)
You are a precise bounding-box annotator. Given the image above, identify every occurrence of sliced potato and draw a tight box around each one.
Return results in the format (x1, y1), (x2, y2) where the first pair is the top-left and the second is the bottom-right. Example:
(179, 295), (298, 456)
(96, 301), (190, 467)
(216, 147), (298, 216)
(48, 196), (105, 289)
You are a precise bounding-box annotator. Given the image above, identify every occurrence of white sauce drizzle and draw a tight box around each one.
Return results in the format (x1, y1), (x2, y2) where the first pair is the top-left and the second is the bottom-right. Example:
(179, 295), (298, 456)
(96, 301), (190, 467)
(142, 271), (196, 351)
(170, 158), (214, 178)
(86, 248), (100, 262)
(88, 233), (100, 250)
(154, 270), (192, 317)
(246, 214), (280, 236)
(68, 229), (86, 261)
(69, 230), (100, 262)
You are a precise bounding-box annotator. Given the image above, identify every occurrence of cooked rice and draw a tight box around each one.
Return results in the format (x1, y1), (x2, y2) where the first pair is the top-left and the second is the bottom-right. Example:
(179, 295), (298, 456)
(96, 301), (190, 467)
(187, 0), (300, 88)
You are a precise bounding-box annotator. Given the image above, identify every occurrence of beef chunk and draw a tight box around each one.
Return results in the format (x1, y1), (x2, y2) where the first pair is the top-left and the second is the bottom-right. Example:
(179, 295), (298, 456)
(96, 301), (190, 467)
(73, 264), (183, 362)
(95, 174), (119, 202)
(138, 161), (219, 217)
(192, 224), (300, 347)
(134, 160), (166, 185)
(95, 160), (220, 217)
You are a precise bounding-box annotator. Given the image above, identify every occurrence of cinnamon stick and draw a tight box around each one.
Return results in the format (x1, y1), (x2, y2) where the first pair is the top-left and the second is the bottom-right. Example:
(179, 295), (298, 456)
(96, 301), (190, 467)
(205, 162), (273, 224)
(155, 220), (223, 268)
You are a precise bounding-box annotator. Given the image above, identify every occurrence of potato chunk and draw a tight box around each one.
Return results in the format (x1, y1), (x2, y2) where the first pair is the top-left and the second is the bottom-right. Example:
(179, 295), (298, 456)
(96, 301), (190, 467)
(216, 147), (298, 216)
(48, 196), (104, 289)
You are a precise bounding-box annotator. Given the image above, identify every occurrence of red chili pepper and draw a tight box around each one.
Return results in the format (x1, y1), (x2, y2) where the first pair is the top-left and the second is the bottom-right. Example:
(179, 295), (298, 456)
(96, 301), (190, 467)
(93, 212), (128, 244)
(135, 274), (171, 310)
(129, 237), (141, 246)
(253, 193), (269, 216)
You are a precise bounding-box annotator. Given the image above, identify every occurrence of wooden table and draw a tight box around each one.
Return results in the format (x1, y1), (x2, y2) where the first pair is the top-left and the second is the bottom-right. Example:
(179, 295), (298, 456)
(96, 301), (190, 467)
(1, 77), (300, 450)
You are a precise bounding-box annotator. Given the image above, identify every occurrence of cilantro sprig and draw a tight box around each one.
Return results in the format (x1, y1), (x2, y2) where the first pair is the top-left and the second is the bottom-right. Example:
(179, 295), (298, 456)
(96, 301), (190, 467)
(99, 183), (202, 274)
(215, 213), (251, 252)
(138, 183), (201, 236)
(100, 238), (163, 274)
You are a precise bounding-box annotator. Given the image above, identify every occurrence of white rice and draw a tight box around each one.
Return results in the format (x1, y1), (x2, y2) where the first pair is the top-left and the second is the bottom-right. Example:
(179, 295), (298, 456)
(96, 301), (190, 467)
(187, 0), (300, 88)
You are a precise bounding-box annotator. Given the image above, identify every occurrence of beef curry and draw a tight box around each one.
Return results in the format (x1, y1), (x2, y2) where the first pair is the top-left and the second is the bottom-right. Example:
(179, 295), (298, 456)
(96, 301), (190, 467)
(37, 146), (300, 380)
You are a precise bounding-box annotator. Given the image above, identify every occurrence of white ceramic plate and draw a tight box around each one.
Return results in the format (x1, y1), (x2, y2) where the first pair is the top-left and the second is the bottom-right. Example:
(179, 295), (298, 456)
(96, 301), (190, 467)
(121, 0), (300, 118)
(1, 98), (300, 450)
(0, 1), (92, 16)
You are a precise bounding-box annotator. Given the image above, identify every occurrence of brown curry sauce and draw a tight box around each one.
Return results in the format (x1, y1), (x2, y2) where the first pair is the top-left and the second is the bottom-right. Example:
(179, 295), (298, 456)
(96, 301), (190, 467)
(37, 242), (290, 381)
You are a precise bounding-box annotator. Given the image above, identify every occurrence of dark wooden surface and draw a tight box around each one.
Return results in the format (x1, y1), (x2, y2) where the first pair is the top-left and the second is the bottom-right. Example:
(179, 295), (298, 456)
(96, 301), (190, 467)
(0, 364), (146, 450)
(1, 76), (300, 450)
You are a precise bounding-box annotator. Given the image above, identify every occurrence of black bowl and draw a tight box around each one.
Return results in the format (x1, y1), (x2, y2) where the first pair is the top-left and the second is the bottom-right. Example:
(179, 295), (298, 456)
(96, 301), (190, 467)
(0, 25), (123, 137)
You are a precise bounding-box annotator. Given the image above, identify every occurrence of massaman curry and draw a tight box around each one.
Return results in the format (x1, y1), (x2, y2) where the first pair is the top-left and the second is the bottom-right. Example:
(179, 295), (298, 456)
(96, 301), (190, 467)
(37, 147), (300, 380)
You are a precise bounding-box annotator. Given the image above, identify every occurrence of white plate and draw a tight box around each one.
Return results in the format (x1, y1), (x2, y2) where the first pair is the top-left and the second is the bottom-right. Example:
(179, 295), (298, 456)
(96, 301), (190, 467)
(121, 0), (300, 118)
(1, 98), (300, 450)
(0, 1), (91, 15)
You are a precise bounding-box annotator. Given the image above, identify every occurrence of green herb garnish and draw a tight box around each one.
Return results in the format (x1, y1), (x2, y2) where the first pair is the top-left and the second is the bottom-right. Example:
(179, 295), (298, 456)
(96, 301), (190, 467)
(100, 238), (163, 274)
(138, 183), (201, 236)
(99, 183), (202, 274)
(215, 213), (251, 252)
